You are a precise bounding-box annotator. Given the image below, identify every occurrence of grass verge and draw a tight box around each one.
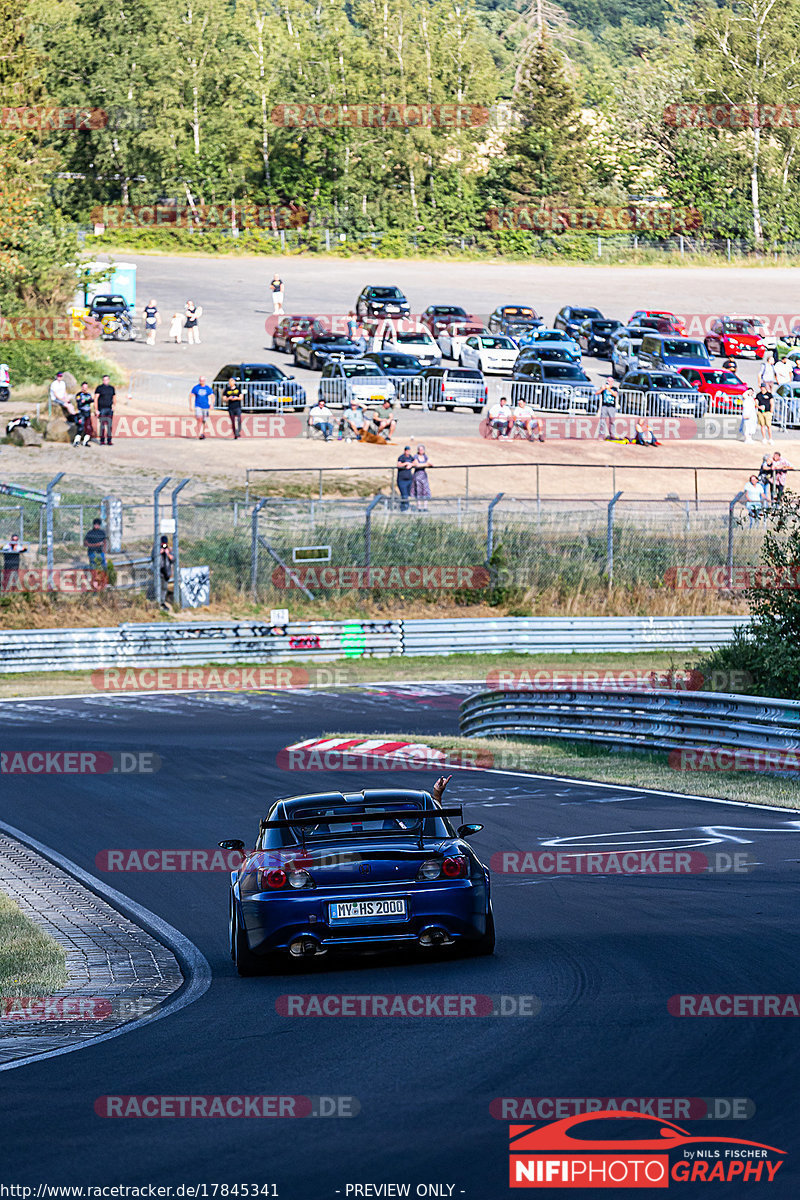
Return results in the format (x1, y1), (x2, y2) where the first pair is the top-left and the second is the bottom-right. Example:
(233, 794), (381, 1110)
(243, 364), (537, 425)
(0, 891), (68, 998)
(325, 731), (800, 811)
(0, 650), (695, 700)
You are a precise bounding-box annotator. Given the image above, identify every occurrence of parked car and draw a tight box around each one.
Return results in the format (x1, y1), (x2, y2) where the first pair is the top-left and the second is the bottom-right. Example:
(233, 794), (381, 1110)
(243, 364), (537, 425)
(420, 305), (470, 335)
(487, 306), (543, 337)
(318, 359), (396, 407)
(293, 321), (362, 370)
(510, 359), (596, 410)
(628, 309), (686, 333)
(459, 334), (519, 374)
(371, 322), (441, 366)
(88, 293), (136, 341)
(271, 314), (317, 352)
(677, 366), (747, 412)
(704, 316), (766, 360)
(437, 321), (487, 360)
(553, 305), (603, 337)
(406, 366), (487, 412)
(212, 363), (307, 411)
(363, 350), (425, 406)
(611, 335), (644, 380)
(577, 318), (623, 357)
(515, 328), (581, 359)
(609, 323), (653, 348)
(356, 285), (410, 319)
(516, 345), (579, 365)
(638, 333), (711, 372)
(619, 369), (706, 416)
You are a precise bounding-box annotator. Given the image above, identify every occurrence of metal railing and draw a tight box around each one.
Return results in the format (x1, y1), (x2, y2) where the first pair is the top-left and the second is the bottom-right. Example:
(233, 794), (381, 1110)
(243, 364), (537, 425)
(458, 687), (800, 768)
(210, 379), (307, 412)
(0, 615), (745, 675)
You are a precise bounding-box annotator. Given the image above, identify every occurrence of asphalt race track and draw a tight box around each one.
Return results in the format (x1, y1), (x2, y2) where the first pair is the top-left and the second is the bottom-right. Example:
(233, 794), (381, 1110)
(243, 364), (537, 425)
(0, 685), (798, 1198)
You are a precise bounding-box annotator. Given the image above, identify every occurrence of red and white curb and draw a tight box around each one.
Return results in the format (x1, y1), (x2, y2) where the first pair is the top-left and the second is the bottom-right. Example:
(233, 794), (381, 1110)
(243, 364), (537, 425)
(276, 736), (482, 771)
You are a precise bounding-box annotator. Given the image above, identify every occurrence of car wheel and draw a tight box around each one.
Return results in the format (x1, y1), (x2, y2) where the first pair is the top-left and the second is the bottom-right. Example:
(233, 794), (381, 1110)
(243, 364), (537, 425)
(444, 404), (454, 412)
(472, 405), (483, 414)
(232, 900), (263, 976)
(469, 906), (496, 957)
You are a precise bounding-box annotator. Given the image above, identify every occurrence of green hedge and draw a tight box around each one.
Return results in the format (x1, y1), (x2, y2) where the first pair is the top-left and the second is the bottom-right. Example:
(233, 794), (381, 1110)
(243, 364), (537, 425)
(0, 340), (116, 387)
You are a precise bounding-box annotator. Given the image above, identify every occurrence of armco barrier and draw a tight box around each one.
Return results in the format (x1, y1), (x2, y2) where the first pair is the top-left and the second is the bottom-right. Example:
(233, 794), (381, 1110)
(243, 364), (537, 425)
(0, 615), (745, 676)
(459, 687), (800, 760)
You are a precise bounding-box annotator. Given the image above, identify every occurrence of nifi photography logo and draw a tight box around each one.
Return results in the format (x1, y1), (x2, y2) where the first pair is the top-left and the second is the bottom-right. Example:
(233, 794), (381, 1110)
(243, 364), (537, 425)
(508, 1111), (786, 1188)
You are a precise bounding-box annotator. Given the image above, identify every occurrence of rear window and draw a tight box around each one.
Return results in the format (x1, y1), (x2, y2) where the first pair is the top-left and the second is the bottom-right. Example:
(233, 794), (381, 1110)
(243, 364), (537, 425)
(432, 306), (466, 316)
(650, 373), (689, 388)
(543, 364), (585, 380)
(535, 348), (572, 360)
(448, 369), (482, 380)
(280, 800), (451, 842)
(395, 331), (432, 344)
(592, 320), (621, 332)
(570, 308), (602, 320)
(723, 320), (757, 334)
(375, 353), (421, 368)
(243, 366), (283, 381)
(343, 362), (385, 377)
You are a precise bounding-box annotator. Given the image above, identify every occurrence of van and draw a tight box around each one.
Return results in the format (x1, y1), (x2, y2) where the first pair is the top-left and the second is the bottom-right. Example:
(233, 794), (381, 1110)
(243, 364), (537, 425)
(638, 333), (711, 371)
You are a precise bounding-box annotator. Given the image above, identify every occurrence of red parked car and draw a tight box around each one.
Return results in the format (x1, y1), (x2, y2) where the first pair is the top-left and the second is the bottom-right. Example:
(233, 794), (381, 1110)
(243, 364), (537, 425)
(704, 316), (766, 359)
(677, 365), (747, 412)
(628, 309), (686, 333)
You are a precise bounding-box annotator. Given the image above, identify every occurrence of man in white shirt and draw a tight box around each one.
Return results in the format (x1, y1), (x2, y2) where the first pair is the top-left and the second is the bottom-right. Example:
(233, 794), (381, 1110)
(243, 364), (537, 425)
(744, 473), (767, 525)
(514, 399), (545, 442)
(49, 371), (68, 413)
(774, 356), (792, 387)
(488, 396), (513, 438)
(308, 400), (334, 441)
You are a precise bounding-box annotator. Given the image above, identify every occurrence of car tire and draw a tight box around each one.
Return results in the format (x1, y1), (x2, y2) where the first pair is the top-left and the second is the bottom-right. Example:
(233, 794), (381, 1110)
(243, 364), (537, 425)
(472, 405), (483, 414)
(469, 906), (496, 957)
(444, 404), (454, 412)
(232, 898), (263, 977)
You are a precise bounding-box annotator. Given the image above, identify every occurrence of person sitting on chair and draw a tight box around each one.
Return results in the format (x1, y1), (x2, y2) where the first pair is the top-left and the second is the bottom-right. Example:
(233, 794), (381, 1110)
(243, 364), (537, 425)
(308, 400), (334, 441)
(635, 417), (659, 446)
(365, 400), (397, 442)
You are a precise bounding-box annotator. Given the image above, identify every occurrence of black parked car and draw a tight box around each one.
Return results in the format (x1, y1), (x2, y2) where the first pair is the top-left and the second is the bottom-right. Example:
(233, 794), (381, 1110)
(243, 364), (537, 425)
(87, 293), (136, 340)
(293, 321), (363, 370)
(553, 305), (603, 337)
(618, 369), (706, 417)
(487, 305), (543, 338)
(212, 363), (306, 411)
(577, 318), (623, 357)
(356, 286), (411, 319)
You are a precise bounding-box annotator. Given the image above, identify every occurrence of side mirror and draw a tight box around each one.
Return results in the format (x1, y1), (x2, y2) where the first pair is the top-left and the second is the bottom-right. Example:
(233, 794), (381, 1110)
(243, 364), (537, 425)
(287, 374), (295, 380)
(458, 823), (484, 839)
(219, 839), (245, 853)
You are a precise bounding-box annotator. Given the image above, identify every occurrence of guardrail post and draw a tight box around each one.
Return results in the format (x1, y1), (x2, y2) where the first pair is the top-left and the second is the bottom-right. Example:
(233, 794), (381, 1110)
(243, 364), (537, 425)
(364, 494), (384, 568)
(728, 489), (746, 587)
(152, 476), (171, 606)
(487, 492), (504, 564)
(45, 472), (65, 583)
(171, 478), (191, 609)
(251, 497), (268, 598)
(606, 490), (623, 587)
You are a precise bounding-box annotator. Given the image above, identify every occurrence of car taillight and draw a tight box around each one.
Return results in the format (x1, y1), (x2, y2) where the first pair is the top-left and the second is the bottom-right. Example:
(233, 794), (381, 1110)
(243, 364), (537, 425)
(418, 859), (442, 881)
(260, 868), (287, 889)
(287, 868), (313, 889)
(442, 855), (468, 878)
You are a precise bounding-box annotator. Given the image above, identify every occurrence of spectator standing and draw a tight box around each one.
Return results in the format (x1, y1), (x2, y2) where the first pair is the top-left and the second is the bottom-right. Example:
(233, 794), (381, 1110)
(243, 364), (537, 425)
(346, 311), (357, 340)
(775, 356), (793, 388)
(49, 371), (68, 416)
(740, 388), (758, 443)
(792, 362), (800, 383)
(758, 354), (777, 390)
(184, 300), (202, 344)
(1, 533), (27, 591)
(222, 376), (244, 439)
(308, 400), (334, 441)
(744, 474), (768, 525)
(596, 380), (619, 440)
(189, 375), (214, 440)
(412, 445), (432, 512)
(271, 275), (284, 315)
(769, 451), (792, 502)
(487, 396), (513, 438)
(722, 357), (737, 373)
(755, 386), (773, 444)
(94, 375), (116, 445)
(396, 446), (415, 511)
(143, 299), (160, 346)
(159, 535), (174, 587)
(168, 312), (183, 343)
(84, 519), (107, 570)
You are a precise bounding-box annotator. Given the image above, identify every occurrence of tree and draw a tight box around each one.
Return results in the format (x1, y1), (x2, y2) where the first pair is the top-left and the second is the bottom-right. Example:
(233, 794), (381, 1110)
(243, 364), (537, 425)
(502, 34), (586, 202)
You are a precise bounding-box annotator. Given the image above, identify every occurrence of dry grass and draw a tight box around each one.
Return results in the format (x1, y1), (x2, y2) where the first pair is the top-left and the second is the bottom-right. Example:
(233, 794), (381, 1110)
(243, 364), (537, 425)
(328, 731), (800, 811)
(0, 891), (68, 998)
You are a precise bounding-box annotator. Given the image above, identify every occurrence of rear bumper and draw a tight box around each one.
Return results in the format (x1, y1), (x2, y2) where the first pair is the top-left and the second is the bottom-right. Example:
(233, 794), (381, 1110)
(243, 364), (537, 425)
(239, 878), (490, 955)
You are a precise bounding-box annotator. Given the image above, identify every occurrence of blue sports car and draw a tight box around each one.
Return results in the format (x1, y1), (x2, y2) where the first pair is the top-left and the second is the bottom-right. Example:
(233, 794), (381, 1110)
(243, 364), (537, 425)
(220, 783), (494, 975)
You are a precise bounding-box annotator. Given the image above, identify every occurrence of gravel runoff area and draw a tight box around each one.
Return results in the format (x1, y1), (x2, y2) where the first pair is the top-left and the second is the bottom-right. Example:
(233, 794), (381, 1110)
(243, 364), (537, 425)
(3, 252), (798, 500)
(0, 829), (184, 1068)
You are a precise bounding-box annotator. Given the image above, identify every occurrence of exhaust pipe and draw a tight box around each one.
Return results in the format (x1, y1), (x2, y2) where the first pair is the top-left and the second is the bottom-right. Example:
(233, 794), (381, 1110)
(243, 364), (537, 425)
(288, 934), (327, 958)
(418, 925), (454, 948)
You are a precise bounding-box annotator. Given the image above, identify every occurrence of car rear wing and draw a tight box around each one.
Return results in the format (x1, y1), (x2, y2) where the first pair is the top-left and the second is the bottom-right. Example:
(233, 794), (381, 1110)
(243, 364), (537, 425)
(260, 807), (464, 849)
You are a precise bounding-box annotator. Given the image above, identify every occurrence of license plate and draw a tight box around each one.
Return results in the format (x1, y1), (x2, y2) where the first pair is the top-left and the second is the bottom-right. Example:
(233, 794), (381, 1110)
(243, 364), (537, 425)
(277, 395), (293, 403)
(369, 394), (384, 400)
(329, 898), (407, 923)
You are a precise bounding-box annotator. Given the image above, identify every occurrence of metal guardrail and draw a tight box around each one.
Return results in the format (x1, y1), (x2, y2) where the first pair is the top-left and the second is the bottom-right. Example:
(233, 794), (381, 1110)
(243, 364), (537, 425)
(458, 687), (800, 762)
(0, 615), (744, 675)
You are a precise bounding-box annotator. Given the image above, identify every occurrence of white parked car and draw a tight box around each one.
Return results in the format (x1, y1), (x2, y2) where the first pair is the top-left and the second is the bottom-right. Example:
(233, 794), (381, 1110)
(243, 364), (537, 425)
(318, 359), (397, 407)
(459, 334), (519, 374)
(437, 321), (488, 360)
(373, 324), (441, 366)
